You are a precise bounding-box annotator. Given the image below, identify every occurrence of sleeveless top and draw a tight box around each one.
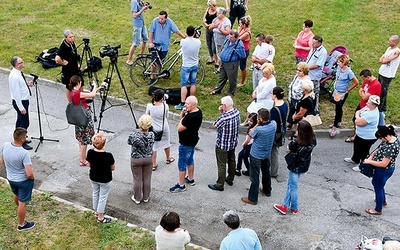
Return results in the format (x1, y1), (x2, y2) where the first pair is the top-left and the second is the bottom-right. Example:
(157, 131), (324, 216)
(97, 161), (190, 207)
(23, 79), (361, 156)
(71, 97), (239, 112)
(379, 47), (400, 78)
(205, 9), (217, 24)
(239, 29), (251, 51)
(295, 31), (314, 59)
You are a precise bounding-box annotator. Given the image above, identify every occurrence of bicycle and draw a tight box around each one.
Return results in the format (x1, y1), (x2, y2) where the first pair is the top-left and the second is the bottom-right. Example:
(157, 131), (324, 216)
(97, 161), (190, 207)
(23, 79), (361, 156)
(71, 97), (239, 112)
(129, 27), (205, 87)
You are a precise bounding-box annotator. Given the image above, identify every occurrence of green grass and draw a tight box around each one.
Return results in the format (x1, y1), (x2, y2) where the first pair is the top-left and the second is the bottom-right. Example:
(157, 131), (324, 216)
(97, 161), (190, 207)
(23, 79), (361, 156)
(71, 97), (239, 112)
(0, 0), (399, 126)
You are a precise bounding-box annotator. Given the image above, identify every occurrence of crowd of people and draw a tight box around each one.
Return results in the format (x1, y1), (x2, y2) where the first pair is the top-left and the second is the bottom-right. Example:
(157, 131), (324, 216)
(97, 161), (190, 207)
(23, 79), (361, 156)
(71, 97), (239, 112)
(1, 0), (400, 248)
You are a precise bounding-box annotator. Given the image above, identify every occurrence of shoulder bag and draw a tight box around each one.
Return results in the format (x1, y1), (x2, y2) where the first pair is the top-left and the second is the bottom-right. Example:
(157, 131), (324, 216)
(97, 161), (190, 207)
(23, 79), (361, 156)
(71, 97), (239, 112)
(358, 145), (381, 178)
(149, 103), (165, 141)
(65, 92), (89, 127)
(273, 106), (285, 147)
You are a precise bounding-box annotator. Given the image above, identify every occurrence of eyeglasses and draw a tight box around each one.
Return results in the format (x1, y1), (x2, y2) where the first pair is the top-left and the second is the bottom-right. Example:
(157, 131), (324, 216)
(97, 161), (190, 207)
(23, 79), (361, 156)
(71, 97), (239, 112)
(17, 61), (24, 65)
(296, 69), (303, 72)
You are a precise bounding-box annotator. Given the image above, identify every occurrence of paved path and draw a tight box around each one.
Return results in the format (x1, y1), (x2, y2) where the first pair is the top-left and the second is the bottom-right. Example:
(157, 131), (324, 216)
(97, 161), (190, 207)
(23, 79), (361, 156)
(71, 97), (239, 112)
(0, 68), (399, 249)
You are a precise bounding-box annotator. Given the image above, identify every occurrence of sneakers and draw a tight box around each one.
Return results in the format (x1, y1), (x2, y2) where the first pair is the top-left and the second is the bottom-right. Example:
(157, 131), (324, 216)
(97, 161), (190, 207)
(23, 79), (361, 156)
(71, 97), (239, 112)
(131, 195), (141, 204)
(235, 170), (241, 176)
(143, 198), (149, 203)
(214, 69), (220, 74)
(292, 209), (299, 215)
(344, 158), (357, 164)
(329, 127), (337, 138)
(242, 170), (249, 176)
(22, 142), (33, 150)
(175, 103), (185, 110)
(17, 221), (35, 231)
(169, 183), (187, 193)
(273, 204), (287, 215)
(184, 177), (195, 186)
(352, 166), (361, 172)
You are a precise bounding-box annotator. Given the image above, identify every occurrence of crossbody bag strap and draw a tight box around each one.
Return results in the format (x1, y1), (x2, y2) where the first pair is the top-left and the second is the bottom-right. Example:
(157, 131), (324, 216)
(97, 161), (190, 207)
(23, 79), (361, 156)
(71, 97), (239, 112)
(229, 40), (240, 62)
(274, 106), (282, 132)
(161, 102), (165, 129)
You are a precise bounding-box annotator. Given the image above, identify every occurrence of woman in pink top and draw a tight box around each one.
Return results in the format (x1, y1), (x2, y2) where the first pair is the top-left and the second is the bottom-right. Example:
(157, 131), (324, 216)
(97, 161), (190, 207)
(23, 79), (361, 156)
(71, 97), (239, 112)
(237, 15), (252, 87)
(294, 20), (314, 64)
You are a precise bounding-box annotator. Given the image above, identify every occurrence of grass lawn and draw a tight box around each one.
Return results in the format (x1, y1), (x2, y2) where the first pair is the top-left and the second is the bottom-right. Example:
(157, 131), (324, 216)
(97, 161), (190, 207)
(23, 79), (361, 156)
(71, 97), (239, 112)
(0, 0), (399, 126)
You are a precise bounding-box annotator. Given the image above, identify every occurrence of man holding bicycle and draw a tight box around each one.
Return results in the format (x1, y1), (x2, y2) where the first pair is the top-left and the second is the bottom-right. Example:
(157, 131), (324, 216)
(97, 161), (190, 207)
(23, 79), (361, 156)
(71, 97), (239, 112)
(175, 26), (201, 110)
(148, 10), (186, 85)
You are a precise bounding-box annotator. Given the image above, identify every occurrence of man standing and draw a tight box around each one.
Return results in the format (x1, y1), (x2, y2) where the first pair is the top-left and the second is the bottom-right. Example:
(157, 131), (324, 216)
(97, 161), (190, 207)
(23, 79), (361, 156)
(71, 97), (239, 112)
(225, 0), (248, 26)
(378, 35), (400, 112)
(208, 96), (240, 191)
(126, 0), (150, 66)
(306, 35), (327, 113)
(170, 96), (203, 193)
(211, 30), (246, 96)
(219, 210), (261, 250)
(175, 26), (201, 110)
(250, 33), (274, 89)
(148, 10), (186, 85)
(55, 30), (80, 86)
(9, 56), (33, 150)
(242, 108), (276, 205)
(0, 128), (35, 231)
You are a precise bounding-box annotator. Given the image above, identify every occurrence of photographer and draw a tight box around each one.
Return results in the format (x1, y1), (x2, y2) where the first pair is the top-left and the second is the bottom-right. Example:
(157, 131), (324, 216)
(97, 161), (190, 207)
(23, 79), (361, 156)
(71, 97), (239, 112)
(126, 0), (151, 66)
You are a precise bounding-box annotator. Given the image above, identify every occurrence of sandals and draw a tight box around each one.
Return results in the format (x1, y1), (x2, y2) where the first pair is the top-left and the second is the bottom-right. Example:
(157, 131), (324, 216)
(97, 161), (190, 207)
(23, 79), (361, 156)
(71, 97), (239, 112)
(210, 90), (220, 95)
(152, 165), (158, 171)
(365, 208), (382, 215)
(79, 160), (89, 166)
(345, 136), (355, 143)
(97, 217), (112, 223)
(206, 60), (215, 65)
(166, 157), (175, 164)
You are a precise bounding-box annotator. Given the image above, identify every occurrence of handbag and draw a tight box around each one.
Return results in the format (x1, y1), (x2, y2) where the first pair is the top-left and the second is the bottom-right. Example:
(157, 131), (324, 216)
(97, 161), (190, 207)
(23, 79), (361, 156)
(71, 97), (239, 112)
(149, 103), (165, 141)
(273, 106), (285, 147)
(358, 160), (374, 178)
(302, 114), (322, 126)
(65, 96), (89, 127)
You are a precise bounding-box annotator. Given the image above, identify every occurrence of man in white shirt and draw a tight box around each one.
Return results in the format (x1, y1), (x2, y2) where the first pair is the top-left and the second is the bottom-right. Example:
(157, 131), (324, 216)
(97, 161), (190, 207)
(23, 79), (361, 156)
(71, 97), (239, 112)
(9, 56), (33, 150)
(175, 26), (201, 110)
(378, 35), (400, 112)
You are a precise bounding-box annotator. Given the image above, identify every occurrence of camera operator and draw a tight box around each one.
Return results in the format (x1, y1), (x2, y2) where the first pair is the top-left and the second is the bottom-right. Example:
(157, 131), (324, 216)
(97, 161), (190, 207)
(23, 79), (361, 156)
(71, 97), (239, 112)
(55, 30), (80, 102)
(126, 0), (151, 66)
(148, 10), (186, 85)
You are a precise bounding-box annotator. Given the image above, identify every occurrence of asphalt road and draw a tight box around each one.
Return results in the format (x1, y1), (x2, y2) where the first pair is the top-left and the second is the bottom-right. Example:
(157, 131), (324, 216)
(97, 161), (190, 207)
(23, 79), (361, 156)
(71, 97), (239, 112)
(0, 68), (399, 250)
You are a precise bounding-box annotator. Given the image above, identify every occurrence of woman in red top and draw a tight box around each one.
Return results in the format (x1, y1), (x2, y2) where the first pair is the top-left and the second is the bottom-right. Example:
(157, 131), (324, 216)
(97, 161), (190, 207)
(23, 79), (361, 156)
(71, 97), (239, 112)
(237, 15), (252, 87)
(67, 75), (99, 166)
(293, 20), (314, 65)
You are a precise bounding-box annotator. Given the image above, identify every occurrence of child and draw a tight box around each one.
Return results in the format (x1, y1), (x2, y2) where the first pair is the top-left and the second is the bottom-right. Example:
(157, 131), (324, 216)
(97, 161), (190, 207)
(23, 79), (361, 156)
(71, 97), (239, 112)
(236, 113), (258, 176)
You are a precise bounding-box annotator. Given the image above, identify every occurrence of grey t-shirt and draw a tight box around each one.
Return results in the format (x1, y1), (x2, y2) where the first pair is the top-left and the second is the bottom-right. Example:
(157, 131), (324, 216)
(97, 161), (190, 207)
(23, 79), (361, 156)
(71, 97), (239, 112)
(1, 142), (32, 182)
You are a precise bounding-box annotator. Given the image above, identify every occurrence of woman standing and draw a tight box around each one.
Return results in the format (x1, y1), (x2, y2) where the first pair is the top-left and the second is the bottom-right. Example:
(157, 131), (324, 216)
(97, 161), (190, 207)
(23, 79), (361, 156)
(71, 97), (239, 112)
(287, 62), (311, 130)
(145, 89), (174, 171)
(202, 0), (218, 65)
(235, 112), (257, 176)
(364, 126), (400, 215)
(155, 211), (191, 250)
(329, 54), (359, 137)
(293, 20), (314, 64)
(344, 95), (380, 166)
(209, 7), (231, 73)
(86, 133), (115, 223)
(67, 75), (99, 166)
(273, 120), (317, 215)
(270, 87), (288, 178)
(128, 114), (155, 204)
(237, 15), (252, 87)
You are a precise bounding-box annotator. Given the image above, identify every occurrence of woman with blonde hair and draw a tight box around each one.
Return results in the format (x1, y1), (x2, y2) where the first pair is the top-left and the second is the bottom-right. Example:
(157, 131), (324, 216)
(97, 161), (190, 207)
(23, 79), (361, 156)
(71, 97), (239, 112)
(237, 15), (252, 87)
(86, 132), (115, 223)
(127, 114), (155, 204)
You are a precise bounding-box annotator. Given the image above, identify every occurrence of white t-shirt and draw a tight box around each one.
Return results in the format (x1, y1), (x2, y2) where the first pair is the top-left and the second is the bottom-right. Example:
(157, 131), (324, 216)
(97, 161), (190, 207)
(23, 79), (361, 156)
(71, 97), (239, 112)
(181, 37), (201, 67)
(155, 225), (191, 250)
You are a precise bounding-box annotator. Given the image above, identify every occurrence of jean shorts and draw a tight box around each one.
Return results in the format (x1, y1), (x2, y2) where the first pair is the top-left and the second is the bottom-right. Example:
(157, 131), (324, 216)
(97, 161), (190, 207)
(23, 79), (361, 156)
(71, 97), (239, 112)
(239, 50), (249, 70)
(9, 179), (34, 203)
(180, 65), (198, 86)
(178, 144), (195, 171)
(132, 26), (149, 46)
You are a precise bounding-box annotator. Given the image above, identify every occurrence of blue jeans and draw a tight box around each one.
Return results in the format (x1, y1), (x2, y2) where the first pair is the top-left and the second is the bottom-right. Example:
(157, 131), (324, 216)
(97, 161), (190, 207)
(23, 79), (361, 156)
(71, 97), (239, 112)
(372, 167), (395, 212)
(236, 144), (251, 171)
(282, 170), (303, 210)
(91, 180), (112, 213)
(180, 65), (198, 86)
(248, 155), (271, 203)
(178, 144), (195, 171)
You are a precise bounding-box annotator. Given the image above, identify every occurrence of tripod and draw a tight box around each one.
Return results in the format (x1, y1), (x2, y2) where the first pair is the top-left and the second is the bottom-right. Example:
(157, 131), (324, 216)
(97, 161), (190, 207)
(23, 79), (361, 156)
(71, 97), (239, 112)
(30, 74), (59, 152)
(97, 46), (139, 132)
(78, 38), (99, 122)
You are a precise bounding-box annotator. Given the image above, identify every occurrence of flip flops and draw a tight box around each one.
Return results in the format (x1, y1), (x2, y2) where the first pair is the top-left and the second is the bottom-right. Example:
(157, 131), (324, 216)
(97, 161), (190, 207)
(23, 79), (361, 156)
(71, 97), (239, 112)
(152, 165), (158, 171)
(345, 136), (355, 143)
(97, 217), (112, 223)
(166, 157), (175, 164)
(365, 208), (382, 215)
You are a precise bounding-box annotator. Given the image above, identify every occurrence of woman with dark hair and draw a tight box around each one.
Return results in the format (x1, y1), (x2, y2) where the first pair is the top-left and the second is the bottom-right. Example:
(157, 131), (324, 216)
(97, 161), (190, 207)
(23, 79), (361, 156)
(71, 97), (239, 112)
(293, 19), (314, 64)
(155, 211), (191, 250)
(273, 120), (316, 215)
(237, 15), (252, 87)
(67, 75), (99, 166)
(235, 112), (258, 176)
(86, 132), (115, 223)
(202, 0), (218, 65)
(270, 87), (288, 177)
(363, 126), (399, 215)
(145, 89), (173, 171)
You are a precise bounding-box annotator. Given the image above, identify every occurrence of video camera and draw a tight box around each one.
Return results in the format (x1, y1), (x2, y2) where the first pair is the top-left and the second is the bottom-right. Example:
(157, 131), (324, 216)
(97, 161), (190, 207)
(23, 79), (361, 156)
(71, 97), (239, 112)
(194, 26), (202, 38)
(83, 38), (90, 45)
(99, 44), (121, 58)
(144, 1), (152, 9)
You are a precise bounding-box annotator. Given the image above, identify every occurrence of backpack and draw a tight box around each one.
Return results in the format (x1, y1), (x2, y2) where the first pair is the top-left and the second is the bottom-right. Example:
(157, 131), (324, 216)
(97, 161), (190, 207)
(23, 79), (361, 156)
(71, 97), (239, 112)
(36, 47), (60, 69)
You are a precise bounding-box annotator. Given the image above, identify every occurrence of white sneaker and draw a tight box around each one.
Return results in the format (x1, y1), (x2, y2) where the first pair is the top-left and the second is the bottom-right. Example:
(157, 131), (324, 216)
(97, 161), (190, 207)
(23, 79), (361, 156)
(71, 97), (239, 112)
(131, 195), (140, 204)
(344, 158), (357, 164)
(352, 166), (361, 172)
(143, 198), (149, 203)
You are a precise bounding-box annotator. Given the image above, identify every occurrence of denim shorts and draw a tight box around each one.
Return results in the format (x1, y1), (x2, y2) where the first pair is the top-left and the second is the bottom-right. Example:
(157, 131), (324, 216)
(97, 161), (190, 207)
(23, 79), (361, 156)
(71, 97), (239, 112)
(239, 50), (249, 70)
(180, 65), (198, 86)
(9, 179), (34, 203)
(178, 144), (195, 171)
(132, 26), (148, 46)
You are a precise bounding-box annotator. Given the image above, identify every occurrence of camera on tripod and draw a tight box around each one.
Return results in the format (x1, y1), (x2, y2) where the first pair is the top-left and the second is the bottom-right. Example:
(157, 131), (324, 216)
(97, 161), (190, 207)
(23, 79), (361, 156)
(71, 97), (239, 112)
(99, 44), (121, 59)
(83, 38), (90, 45)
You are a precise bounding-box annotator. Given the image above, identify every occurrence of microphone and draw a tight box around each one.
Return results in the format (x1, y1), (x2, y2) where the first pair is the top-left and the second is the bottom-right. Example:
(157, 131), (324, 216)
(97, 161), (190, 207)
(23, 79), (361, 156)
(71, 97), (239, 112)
(30, 73), (39, 80)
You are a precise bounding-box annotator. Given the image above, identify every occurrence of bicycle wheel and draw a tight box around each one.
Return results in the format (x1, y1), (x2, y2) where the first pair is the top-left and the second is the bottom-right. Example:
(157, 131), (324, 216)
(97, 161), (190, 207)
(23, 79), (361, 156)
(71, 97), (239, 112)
(130, 56), (161, 87)
(196, 60), (205, 84)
